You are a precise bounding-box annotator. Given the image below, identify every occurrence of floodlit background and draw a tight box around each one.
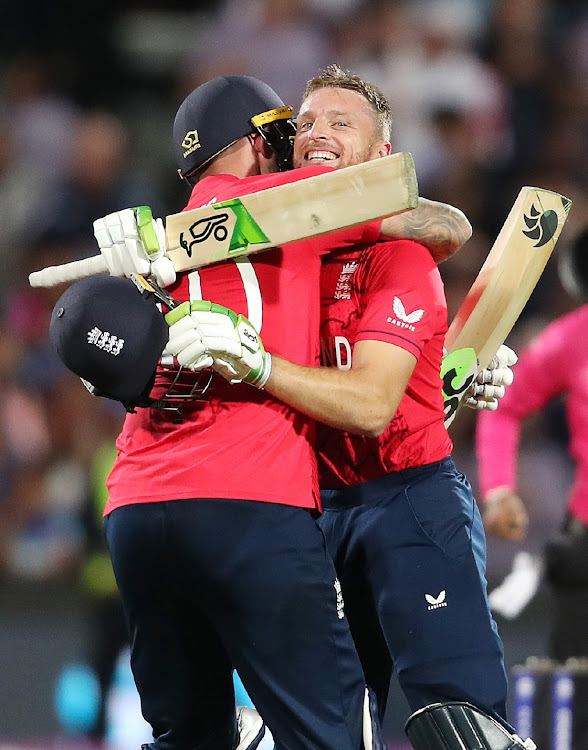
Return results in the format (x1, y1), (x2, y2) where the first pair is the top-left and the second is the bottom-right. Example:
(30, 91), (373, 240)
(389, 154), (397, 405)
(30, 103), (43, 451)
(0, 0), (587, 747)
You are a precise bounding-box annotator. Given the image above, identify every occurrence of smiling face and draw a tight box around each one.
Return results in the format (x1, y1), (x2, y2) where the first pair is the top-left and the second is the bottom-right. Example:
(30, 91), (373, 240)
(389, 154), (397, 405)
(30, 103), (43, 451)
(293, 87), (391, 170)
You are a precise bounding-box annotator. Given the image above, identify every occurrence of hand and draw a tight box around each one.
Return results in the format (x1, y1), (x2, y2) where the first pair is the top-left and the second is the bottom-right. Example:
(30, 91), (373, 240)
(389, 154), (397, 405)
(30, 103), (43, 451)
(463, 345), (517, 412)
(482, 487), (529, 541)
(235, 706), (269, 750)
(188, 301), (272, 388)
(163, 301), (213, 370)
(93, 206), (176, 287)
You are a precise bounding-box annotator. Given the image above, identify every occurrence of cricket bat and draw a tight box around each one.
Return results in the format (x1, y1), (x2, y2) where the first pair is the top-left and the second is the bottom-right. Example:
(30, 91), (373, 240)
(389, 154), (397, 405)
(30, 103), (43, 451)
(442, 186), (572, 427)
(28, 152), (418, 288)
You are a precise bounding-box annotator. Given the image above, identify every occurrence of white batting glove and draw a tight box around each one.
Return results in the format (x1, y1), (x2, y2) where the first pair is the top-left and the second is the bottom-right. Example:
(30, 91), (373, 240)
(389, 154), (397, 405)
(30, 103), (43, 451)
(464, 344), (517, 412)
(188, 301), (272, 388)
(93, 206), (176, 288)
(235, 706), (269, 750)
(163, 301), (213, 370)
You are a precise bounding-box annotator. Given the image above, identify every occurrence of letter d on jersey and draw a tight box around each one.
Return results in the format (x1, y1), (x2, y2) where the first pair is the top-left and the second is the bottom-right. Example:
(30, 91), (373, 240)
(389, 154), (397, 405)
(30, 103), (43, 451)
(335, 336), (352, 370)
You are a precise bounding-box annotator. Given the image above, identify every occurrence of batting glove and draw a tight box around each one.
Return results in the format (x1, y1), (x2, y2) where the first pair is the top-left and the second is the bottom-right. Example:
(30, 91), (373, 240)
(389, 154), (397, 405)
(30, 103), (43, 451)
(235, 706), (270, 750)
(93, 206), (176, 288)
(163, 301), (213, 370)
(188, 301), (272, 388)
(463, 344), (517, 412)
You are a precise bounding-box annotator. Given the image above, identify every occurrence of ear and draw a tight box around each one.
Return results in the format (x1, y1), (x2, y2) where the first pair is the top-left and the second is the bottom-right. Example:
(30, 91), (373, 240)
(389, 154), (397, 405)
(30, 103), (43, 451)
(251, 133), (273, 160)
(251, 133), (277, 174)
(378, 142), (392, 158)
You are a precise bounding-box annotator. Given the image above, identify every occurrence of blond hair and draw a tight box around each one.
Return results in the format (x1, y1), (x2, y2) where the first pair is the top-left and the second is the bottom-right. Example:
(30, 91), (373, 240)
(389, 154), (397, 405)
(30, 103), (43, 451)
(302, 64), (392, 142)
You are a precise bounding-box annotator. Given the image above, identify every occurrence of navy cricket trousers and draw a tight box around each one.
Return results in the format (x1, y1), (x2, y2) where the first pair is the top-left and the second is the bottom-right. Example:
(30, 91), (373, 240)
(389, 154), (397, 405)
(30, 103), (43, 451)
(104, 498), (367, 750)
(318, 457), (510, 727)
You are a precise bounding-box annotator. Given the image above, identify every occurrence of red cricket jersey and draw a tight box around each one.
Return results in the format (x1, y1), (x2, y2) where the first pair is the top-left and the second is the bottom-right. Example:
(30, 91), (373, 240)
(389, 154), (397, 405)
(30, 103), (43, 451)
(104, 166), (381, 515)
(316, 240), (453, 488)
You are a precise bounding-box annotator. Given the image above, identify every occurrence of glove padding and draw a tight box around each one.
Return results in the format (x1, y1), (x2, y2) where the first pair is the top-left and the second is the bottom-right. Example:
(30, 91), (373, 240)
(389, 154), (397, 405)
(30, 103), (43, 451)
(463, 344), (517, 412)
(192, 301), (272, 388)
(93, 206), (176, 288)
(164, 301), (272, 388)
(163, 301), (213, 370)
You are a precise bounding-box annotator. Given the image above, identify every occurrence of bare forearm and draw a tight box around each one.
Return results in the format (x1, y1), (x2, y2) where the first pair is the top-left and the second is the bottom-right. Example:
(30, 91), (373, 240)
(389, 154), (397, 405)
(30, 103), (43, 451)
(265, 356), (396, 437)
(380, 198), (472, 262)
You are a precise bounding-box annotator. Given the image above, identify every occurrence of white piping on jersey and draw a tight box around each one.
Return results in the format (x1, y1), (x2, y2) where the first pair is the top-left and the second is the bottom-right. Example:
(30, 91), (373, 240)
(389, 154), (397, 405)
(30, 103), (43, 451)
(188, 270), (203, 302)
(187, 259), (263, 333)
(235, 258), (263, 332)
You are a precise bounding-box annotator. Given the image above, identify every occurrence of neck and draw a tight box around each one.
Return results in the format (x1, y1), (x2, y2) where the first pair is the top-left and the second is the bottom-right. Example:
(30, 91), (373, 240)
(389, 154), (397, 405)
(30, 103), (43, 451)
(199, 137), (261, 180)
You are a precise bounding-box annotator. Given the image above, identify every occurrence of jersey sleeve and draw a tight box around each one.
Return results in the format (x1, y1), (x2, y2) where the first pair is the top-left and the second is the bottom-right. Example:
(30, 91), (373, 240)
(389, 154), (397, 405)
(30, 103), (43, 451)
(355, 241), (447, 359)
(475, 317), (571, 497)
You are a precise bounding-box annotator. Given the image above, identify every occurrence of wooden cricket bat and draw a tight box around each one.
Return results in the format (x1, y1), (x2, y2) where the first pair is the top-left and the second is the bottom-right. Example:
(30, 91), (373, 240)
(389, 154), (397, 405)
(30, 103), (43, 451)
(442, 186), (572, 427)
(28, 152), (418, 288)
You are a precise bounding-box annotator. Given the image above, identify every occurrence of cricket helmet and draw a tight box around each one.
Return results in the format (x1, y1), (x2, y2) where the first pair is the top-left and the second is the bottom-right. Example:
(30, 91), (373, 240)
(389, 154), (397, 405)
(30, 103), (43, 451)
(173, 75), (296, 182)
(50, 275), (169, 410)
(558, 224), (588, 301)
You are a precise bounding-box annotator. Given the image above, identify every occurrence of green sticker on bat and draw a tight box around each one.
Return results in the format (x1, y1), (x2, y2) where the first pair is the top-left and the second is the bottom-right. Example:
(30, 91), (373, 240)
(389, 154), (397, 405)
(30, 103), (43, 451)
(441, 347), (478, 428)
(215, 198), (270, 254)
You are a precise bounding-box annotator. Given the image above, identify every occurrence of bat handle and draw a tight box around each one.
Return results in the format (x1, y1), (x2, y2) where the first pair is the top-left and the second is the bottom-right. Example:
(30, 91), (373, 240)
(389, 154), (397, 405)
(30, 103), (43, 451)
(28, 255), (109, 288)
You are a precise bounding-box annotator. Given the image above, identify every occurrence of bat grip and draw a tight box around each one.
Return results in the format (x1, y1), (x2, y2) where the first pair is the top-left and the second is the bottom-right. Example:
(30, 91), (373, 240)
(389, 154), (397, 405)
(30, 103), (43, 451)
(28, 255), (109, 288)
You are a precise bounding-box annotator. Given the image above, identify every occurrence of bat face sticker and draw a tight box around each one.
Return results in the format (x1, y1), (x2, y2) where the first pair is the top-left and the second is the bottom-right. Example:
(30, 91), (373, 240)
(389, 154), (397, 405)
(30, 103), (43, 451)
(522, 203), (559, 247)
(441, 347), (478, 427)
(180, 213), (230, 256)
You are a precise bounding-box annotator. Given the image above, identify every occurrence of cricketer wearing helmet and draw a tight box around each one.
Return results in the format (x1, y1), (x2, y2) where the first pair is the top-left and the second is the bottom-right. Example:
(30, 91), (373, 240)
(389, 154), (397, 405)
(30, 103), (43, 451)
(68, 74), (409, 750)
(157, 67), (526, 750)
(83, 71), (520, 750)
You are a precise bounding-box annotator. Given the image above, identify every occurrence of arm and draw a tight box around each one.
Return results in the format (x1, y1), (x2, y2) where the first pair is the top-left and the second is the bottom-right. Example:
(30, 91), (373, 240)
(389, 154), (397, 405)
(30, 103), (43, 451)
(265, 341), (417, 437)
(92, 193), (469, 292)
(379, 198), (472, 263)
(165, 304), (416, 437)
(476, 320), (570, 540)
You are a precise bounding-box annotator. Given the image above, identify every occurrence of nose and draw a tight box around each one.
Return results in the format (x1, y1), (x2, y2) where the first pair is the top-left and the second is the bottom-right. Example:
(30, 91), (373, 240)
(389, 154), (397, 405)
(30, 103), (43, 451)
(306, 118), (330, 140)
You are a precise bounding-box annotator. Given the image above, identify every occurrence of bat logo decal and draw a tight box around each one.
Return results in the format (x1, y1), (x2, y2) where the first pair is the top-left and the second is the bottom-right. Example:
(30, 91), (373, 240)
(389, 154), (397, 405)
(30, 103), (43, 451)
(179, 198), (270, 258)
(441, 348), (478, 428)
(180, 213), (230, 257)
(522, 204), (559, 247)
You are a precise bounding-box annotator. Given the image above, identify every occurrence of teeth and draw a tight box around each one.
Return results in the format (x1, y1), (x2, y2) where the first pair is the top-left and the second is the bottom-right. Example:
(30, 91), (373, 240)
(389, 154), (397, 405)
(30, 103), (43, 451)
(307, 151), (337, 161)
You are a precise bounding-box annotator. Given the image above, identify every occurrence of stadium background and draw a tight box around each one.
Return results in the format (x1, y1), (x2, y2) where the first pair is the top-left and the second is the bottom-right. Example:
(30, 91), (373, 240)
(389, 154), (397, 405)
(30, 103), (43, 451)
(0, 0), (586, 747)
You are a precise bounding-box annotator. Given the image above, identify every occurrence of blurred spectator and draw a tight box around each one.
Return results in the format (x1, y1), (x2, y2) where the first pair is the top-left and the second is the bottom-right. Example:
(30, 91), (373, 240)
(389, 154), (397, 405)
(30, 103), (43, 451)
(334, 0), (506, 194)
(0, 56), (77, 183)
(179, 0), (334, 107)
(0, 232), (126, 582)
(78, 403), (128, 744)
(0, 121), (47, 292)
(34, 110), (165, 258)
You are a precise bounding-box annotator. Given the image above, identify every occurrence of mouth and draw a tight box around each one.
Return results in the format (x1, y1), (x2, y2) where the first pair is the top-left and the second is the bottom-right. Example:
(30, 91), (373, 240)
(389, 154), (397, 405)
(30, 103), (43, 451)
(304, 149), (339, 164)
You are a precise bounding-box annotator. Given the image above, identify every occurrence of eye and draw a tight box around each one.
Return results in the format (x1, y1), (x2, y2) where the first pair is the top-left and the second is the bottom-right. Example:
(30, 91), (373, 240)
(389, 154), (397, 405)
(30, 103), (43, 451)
(297, 121), (312, 132)
(334, 121), (349, 128)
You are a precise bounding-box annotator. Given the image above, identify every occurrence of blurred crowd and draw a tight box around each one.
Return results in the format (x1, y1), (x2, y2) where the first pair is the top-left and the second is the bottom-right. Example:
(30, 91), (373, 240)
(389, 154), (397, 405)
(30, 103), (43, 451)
(1, 0), (587, 587)
(0, 0), (587, 741)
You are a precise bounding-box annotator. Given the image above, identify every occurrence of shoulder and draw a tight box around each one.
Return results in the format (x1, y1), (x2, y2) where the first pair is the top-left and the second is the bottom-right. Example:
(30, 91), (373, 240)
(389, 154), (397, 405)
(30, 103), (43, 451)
(242, 165), (333, 190)
(185, 174), (239, 208)
(560, 303), (588, 330)
(367, 239), (437, 267)
(535, 305), (588, 343)
(365, 240), (442, 285)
